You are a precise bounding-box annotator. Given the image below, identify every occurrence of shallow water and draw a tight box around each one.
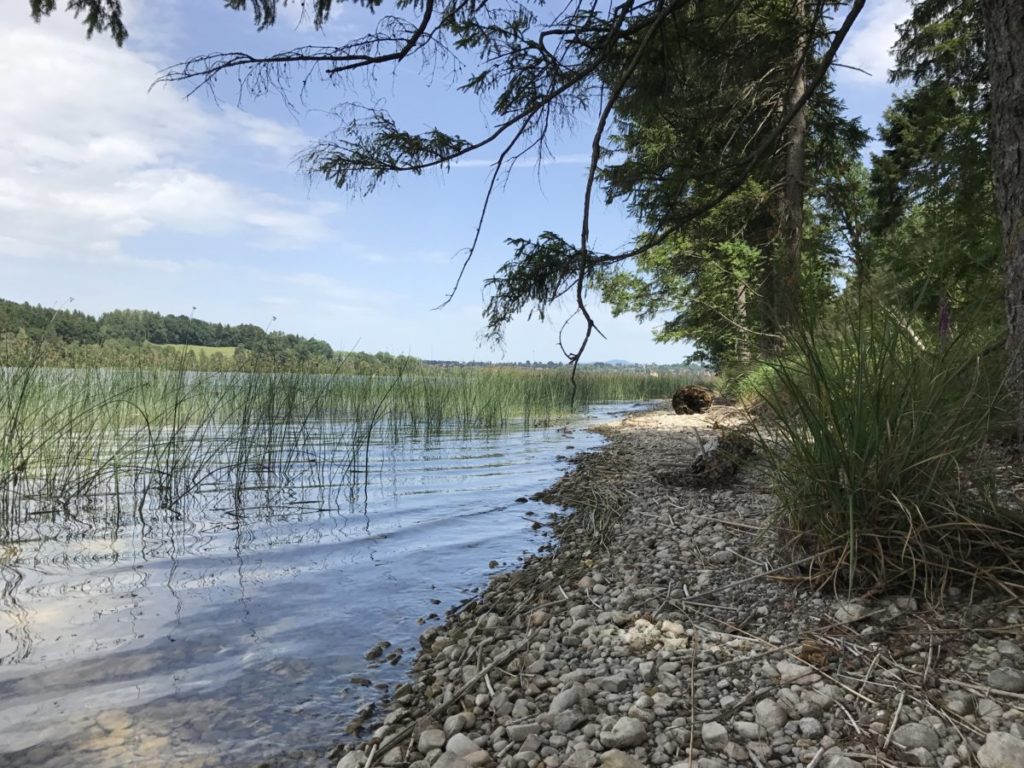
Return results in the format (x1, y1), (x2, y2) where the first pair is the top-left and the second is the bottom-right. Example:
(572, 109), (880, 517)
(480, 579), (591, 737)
(0, 404), (634, 767)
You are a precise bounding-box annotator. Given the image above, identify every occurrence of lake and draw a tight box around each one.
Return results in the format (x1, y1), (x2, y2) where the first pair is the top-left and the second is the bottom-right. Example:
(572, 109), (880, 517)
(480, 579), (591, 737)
(0, 403), (634, 768)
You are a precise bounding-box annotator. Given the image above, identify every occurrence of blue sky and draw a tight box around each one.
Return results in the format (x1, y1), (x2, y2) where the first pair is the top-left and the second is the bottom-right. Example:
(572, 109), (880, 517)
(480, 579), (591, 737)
(2, 0), (908, 363)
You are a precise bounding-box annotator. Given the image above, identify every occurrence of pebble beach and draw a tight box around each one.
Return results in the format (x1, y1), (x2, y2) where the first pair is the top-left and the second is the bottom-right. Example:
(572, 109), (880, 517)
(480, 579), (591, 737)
(333, 402), (1024, 768)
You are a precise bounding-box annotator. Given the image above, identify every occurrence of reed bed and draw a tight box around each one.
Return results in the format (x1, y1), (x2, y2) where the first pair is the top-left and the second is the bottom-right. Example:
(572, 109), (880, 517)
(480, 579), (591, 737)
(0, 359), (704, 539)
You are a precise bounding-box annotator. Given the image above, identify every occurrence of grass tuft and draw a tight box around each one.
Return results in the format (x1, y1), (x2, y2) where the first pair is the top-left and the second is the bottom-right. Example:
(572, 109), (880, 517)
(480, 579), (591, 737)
(753, 302), (1024, 599)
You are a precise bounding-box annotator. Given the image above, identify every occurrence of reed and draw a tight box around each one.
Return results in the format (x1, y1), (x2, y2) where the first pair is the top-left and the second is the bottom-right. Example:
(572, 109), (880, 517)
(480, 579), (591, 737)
(0, 344), (706, 537)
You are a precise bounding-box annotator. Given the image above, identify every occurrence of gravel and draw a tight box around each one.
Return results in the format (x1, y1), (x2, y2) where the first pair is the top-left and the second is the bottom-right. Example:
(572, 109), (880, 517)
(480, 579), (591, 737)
(330, 404), (1024, 768)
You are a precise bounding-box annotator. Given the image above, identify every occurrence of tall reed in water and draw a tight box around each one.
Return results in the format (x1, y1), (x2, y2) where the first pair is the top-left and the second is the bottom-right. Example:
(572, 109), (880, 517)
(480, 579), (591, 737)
(0, 344), (708, 534)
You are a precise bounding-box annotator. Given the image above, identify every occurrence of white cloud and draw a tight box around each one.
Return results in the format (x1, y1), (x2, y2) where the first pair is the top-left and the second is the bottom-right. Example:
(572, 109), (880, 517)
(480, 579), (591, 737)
(835, 0), (912, 84)
(0, 7), (334, 263)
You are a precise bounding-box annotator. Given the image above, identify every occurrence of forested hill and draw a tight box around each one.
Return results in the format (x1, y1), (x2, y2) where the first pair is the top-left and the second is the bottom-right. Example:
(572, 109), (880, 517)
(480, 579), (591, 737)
(0, 298), (333, 358)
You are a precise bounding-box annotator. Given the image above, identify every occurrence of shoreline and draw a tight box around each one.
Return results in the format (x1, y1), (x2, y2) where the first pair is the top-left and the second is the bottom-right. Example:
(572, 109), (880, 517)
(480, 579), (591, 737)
(333, 402), (1024, 768)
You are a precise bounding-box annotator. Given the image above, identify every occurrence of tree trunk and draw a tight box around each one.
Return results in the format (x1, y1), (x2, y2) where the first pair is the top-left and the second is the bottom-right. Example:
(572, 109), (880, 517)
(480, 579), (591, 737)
(774, 0), (808, 333)
(736, 279), (750, 362)
(982, 0), (1024, 448)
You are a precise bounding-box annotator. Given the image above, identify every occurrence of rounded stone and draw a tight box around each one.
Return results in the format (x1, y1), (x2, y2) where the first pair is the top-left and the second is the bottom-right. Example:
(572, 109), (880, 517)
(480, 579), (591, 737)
(754, 698), (789, 730)
(987, 668), (1024, 693)
(891, 722), (941, 752)
(978, 731), (1024, 768)
(701, 722), (728, 751)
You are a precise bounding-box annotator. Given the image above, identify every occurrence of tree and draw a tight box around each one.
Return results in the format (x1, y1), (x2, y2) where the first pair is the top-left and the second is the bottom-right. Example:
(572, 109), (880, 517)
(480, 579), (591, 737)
(980, 0), (1024, 446)
(473, 1), (866, 365)
(29, 0), (127, 43)
(870, 0), (1000, 330)
(595, 2), (865, 367)
(775, 0), (809, 333)
(32, 0), (867, 373)
(874, 0), (1022, 443)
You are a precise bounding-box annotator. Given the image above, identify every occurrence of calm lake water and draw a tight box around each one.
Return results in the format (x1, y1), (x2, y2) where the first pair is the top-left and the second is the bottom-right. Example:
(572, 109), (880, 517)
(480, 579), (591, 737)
(0, 403), (634, 767)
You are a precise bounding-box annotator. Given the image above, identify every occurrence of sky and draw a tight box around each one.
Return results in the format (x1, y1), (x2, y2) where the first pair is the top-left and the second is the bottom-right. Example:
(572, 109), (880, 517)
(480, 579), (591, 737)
(1, 0), (910, 363)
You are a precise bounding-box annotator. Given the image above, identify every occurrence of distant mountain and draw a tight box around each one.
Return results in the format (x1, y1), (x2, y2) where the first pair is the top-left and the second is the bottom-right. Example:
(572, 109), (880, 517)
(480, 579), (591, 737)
(604, 359), (633, 366)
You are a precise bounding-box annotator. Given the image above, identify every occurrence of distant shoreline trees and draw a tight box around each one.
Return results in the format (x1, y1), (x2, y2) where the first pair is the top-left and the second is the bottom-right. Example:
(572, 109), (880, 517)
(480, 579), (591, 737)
(0, 298), (333, 357)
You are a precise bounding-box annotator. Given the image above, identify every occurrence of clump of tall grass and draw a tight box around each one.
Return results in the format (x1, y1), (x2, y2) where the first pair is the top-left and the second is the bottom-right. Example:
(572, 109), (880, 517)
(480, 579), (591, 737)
(754, 302), (1024, 598)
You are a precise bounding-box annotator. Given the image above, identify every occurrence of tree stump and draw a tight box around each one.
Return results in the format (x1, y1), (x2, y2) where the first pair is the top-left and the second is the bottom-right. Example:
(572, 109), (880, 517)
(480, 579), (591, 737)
(671, 385), (714, 414)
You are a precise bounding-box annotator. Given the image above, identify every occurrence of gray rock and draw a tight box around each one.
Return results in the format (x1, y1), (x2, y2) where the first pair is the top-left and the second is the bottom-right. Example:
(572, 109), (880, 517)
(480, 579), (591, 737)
(600, 749), (644, 768)
(733, 721), (763, 742)
(601, 717), (647, 749)
(95, 710), (133, 732)
(997, 640), (1023, 657)
(798, 717), (824, 739)
(564, 747), (598, 768)
(754, 698), (789, 730)
(600, 674), (630, 693)
(987, 668), (1024, 693)
(337, 751), (366, 768)
(977, 698), (1004, 719)
(777, 660), (819, 685)
(550, 687), (581, 714)
(610, 610), (632, 626)
(380, 746), (405, 766)
(462, 750), (494, 767)
(520, 734), (543, 755)
(833, 600), (870, 623)
(977, 731), (1024, 768)
(419, 729), (446, 753)
(506, 722), (541, 742)
(490, 692), (513, 717)
(723, 742), (748, 762)
(512, 750), (540, 768)
(447, 733), (480, 757)
(823, 758), (862, 768)
(701, 721), (728, 751)
(887, 596), (918, 615)
(892, 723), (941, 751)
(434, 755), (472, 768)
(662, 620), (686, 637)
(511, 698), (533, 719)
(553, 710), (587, 733)
(943, 691), (975, 716)
(905, 747), (937, 767)
(525, 659), (547, 675)
(444, 713), (470, 737)
(638, 661), (657, 682)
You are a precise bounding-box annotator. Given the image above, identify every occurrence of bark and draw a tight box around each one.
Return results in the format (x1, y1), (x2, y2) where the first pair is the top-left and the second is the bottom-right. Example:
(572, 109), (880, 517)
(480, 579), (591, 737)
(982, 0), (1024, 447)
(736, 280), (750, 362)
(774, 0), (808, 333)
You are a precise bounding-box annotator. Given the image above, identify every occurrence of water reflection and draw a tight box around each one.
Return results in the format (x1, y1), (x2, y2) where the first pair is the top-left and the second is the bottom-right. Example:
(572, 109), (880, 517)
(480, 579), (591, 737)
(0, 406), (628, 767)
